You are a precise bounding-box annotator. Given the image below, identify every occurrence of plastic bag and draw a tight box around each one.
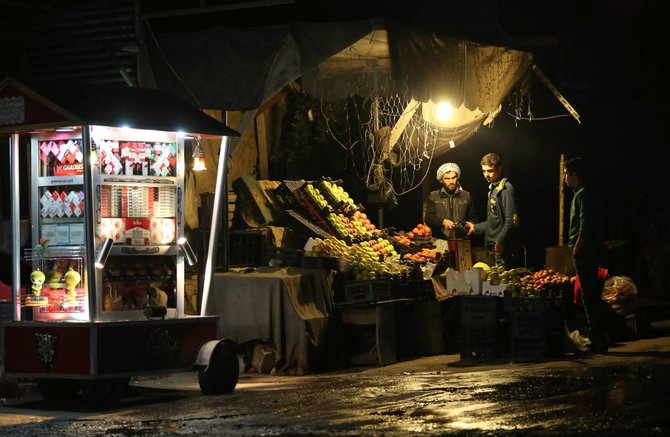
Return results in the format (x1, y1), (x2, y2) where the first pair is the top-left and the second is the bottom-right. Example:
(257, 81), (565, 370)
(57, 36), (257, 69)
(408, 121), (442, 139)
(421, 261), (436, 280)
(564, 322), (591, 352)
(602, 275), (637, 316)
(184, 171), (200, 230)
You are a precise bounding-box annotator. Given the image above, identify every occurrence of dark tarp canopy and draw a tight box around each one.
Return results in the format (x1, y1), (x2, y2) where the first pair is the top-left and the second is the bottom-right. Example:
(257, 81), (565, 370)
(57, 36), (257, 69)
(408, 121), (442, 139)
(0, 77), (240, 137)
(145, 19), (532, 113)
(146, 20), (377, 111)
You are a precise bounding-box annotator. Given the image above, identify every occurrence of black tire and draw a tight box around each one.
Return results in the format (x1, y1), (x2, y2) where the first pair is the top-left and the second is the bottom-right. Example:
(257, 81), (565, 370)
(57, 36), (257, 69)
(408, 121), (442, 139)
(36, 378), (81, 402)
(81, 377), (130, 407)
(198, 340), (239, 395)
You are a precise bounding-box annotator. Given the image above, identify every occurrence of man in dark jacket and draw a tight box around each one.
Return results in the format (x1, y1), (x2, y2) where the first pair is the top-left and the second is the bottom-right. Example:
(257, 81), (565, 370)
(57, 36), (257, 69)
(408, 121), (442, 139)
(425, 162), (478, 240)
(467, 153), (520, 269)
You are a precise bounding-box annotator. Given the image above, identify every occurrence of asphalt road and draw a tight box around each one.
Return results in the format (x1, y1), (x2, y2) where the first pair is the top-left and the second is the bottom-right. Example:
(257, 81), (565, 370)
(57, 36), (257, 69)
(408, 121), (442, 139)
(1, 321), (670, 436)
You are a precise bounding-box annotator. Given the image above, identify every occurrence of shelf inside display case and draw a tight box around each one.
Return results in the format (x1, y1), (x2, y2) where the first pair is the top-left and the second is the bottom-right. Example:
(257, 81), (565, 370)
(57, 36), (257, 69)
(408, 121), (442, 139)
(36, 137), (84, 178)
(37, 175), (85, 187)
(95, 136), (177, 178)
(102, 255), (177, 313)
(23, 246), (88, 321)
(112, 245), (177, 256)
(90, 127), (185, 321)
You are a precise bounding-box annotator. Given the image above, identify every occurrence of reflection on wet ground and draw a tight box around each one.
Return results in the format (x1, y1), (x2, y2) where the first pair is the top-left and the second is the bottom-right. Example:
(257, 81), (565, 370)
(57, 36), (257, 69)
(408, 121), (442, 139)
(5, 361), (668, 436)
(3, 323), (670, 437)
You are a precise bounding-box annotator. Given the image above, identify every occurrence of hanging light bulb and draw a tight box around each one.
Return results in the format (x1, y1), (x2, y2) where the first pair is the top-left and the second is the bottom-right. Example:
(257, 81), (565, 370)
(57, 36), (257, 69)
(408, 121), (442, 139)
(192, 135), (206, 171)
(436, 101), (453, 121)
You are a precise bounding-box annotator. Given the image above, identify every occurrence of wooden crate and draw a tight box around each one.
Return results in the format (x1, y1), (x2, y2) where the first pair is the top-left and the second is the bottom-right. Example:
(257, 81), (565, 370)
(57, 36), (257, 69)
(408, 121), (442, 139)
(545, 246), (575, 275)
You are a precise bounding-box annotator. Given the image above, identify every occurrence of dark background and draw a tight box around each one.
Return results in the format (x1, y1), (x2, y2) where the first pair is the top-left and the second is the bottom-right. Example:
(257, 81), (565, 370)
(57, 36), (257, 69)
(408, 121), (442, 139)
(1, 0), (667, 295)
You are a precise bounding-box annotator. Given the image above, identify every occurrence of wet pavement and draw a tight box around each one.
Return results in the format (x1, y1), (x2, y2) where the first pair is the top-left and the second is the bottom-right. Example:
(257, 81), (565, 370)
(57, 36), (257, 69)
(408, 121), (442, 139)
(1, 321), (670, 436)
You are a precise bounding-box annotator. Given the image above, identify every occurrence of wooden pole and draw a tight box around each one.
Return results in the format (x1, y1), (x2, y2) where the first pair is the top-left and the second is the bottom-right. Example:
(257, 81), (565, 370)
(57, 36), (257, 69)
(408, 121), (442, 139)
(558, 154), (565, 246)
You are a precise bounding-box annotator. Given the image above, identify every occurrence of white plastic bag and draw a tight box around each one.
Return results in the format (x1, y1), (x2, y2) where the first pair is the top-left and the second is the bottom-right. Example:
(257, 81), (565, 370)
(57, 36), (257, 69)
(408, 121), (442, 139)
(564, 322), (591, 352)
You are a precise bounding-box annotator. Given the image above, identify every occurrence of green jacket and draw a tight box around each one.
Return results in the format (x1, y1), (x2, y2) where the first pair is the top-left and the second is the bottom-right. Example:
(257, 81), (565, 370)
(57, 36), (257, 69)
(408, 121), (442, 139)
(568, 184), (603, 250)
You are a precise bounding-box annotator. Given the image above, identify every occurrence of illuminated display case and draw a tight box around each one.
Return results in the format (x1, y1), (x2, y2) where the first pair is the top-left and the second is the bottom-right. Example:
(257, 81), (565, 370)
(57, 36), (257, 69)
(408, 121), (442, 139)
(2, 77), (241, 401)
(29, 132), (89, 320)
(92, 126), (185, 320)
(28, 126), (187, 321)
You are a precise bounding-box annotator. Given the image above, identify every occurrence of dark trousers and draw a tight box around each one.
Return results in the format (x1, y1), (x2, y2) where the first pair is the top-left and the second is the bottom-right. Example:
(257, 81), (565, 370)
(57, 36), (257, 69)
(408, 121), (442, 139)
(573, 250), (607, 346)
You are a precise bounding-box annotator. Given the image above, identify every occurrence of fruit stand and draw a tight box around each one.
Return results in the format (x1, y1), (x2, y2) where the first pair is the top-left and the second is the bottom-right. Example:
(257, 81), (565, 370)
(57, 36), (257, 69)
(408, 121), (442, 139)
(223, 175), (594, 365)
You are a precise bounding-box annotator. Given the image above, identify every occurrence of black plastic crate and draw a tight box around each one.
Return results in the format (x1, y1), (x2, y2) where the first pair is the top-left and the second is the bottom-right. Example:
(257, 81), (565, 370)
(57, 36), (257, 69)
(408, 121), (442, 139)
(460, 296), (500, 326)
(301, 256), (341, 271)
(266, 247), (304, 267)
(389, 279), (413, 299)
(342, 280), (391, 304)
(504, 296), (559, 313)
(273, 180), (305, 209)
(285, 209), (331, 239)
(510, 312), (545, 339)
(413, 279), (435, 298)
(229, 228), (271, 267)
(459, 324), (499, 361)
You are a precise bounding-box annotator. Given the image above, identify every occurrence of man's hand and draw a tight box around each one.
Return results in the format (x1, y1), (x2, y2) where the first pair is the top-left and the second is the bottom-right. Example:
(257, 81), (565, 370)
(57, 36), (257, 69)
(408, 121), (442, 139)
(442, 219), (455, 230)
(465, 222), (475, 236)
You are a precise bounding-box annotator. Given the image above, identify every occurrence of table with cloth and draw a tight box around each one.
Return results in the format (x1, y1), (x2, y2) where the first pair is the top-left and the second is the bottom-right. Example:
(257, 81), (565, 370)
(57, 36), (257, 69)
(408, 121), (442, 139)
(206, 266), (335, 374)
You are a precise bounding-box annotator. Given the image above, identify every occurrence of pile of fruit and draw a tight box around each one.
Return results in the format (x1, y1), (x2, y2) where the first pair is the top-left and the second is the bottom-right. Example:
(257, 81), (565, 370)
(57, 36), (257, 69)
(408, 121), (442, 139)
(318, 179), (357, 211)
(520, 269), (571, 290)
(406, 223), (432, 241)
(402, 247), (441, 263)
(473, 262), (571, 298)
(305, 236), (406, 281)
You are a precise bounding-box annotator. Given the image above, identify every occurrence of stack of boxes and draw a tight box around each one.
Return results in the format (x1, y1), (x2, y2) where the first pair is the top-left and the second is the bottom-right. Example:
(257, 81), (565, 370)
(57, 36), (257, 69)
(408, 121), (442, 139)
(459, 296), (505, 361)
(506, 297), (564, 362)
(456, 294), (564, 363)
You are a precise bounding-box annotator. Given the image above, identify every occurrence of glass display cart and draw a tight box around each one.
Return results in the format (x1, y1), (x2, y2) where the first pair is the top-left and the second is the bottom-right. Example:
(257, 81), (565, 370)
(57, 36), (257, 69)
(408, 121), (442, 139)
(0, 77), (240, 404)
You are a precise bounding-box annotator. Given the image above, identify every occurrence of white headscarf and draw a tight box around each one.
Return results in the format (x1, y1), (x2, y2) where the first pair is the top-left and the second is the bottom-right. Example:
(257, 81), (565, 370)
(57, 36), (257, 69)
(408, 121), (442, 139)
(436, 162), (461, 181)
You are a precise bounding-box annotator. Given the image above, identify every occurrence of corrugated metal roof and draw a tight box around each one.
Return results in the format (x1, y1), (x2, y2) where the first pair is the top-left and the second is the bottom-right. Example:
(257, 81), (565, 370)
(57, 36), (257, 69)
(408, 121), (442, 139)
(22, 1), (138, 86)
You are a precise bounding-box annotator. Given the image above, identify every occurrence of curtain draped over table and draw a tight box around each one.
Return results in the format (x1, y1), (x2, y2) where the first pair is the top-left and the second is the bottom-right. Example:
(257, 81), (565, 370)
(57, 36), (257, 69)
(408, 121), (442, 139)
(207, 267), (334, 374)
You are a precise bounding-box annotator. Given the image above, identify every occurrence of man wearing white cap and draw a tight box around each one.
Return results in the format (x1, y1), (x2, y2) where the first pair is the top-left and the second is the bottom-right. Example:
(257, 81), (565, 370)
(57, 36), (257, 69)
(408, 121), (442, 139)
(425, 162), (478, 240)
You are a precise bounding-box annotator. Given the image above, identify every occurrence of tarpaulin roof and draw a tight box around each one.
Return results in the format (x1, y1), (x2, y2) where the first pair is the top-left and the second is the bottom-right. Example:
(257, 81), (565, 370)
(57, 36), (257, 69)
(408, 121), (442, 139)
(146, 19), (532, 112)
(0, 77), (240, 137)
(144, 17), (535, 157)
(146, 19), (377, 111)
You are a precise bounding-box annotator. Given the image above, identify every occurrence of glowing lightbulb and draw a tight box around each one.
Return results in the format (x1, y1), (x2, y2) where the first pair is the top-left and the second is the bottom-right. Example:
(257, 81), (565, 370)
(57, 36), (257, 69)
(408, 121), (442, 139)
(192, 155), (206, 171)
(436, 102), (453, 121)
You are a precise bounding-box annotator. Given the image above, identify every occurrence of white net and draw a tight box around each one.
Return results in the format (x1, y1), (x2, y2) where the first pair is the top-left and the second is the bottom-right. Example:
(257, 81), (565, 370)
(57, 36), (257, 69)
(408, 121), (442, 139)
(319, 81), (441, 200)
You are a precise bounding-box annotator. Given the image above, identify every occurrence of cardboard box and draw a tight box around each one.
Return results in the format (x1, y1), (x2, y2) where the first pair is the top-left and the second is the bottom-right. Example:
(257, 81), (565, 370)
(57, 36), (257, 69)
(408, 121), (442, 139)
(125, 218), (150, 245)
(482, 282), (507, 297)
(40, 224), (57, 243)
(55, 224), (70, 245)
(447, 239), (473, 272)
(69, 223), (85, 245)
(545, 245), (575, 276)
(445, 268), (482, 296)
(101, 218), (126, 243)
(150, 218), (175, 244)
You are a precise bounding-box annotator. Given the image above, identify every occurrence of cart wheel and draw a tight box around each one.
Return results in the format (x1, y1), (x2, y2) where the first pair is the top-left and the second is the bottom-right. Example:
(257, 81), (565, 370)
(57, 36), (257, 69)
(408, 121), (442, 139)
(36, 379), (81, 402)
(198, 339), (239, 395)
(81, 377), (130, 407)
